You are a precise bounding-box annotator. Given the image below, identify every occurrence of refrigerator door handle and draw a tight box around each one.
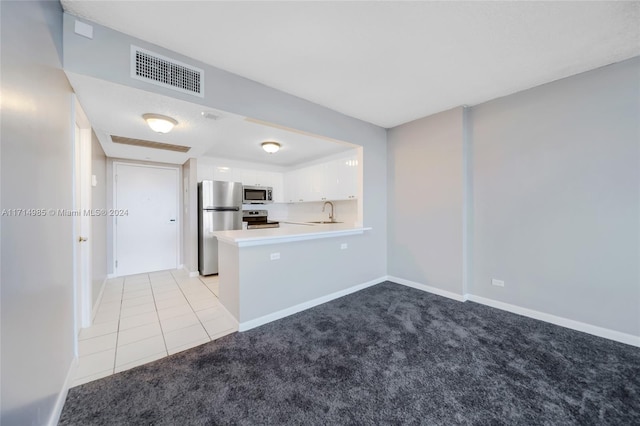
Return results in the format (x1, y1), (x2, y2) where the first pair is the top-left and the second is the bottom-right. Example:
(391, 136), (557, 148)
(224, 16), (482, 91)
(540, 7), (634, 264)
(209, 207), (240, 212)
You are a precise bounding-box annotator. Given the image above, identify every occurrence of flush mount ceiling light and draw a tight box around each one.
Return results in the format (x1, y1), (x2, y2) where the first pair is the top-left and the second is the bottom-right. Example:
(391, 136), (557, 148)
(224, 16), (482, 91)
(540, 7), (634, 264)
(143, 113), (178, 133)
(261, 141), (281, 154)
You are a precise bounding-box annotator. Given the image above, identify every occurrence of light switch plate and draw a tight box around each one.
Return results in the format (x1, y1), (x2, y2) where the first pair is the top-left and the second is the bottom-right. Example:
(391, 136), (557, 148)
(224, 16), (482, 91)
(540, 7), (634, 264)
(270, 252), (280, 260)
(492, 279), (505, 287)
(340, 243), (348, 250)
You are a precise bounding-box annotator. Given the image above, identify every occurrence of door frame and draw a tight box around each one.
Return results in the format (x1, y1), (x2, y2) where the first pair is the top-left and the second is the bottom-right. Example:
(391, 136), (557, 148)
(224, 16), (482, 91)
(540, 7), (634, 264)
(73, 96), (93, 336)
(112, 161), (182, 277)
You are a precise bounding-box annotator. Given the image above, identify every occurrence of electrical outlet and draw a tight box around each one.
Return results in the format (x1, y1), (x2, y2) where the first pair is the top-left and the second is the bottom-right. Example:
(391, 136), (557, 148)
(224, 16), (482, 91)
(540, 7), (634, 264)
(270, 252), (280, 260)
(340, 243), (348, 250)
(492, 279), (505, 287)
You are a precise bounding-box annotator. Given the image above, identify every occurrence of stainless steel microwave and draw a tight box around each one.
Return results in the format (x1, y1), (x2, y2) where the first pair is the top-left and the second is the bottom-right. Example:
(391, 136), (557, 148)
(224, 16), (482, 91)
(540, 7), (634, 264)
(242, 185), (273, 204)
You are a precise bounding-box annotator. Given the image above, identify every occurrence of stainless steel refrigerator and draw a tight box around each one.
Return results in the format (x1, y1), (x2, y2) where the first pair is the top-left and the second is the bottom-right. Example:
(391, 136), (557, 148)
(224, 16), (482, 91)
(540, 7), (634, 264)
(198, 180), (243, 275)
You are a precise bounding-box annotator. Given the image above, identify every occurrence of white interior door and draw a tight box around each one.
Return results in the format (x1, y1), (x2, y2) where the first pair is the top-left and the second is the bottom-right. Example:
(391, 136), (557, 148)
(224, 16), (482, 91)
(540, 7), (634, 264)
(115, 163), (179, 276)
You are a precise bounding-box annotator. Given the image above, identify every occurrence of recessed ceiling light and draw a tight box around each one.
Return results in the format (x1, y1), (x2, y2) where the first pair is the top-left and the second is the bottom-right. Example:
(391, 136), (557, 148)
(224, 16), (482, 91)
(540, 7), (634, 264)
(261, 141), (281, 154)
(143, 113), (178, 133)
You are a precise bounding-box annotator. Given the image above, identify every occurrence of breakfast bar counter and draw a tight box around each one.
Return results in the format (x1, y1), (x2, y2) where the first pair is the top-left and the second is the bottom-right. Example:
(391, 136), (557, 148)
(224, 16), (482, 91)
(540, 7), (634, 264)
(213, 222), (371, 247)
(214, 222), (376, 332)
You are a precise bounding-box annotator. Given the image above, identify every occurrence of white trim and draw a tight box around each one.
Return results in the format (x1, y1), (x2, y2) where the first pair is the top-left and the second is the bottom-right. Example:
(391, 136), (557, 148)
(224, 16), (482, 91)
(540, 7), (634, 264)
(387, 275), (468, 302)
(72, 96), (93, 333)
(386, 276), (638, 347)
(181, 265), (200, 278)
(238, 276), (386, 332)
(461, 106), (473, 297)
(47, 357), (78, 426)
(107, 273), (116, 279)
(467, 295), (640, 348)
(91, 277), (108, 321)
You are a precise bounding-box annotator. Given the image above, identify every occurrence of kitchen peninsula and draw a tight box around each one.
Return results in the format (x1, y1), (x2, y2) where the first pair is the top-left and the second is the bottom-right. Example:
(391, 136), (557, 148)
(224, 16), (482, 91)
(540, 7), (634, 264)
(214, 222), (373, 331)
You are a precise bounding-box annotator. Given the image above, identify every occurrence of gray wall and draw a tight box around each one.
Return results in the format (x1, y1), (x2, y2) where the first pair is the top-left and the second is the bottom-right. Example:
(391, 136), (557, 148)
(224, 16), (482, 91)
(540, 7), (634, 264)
(387, 107), (466, 296)
(1, 1), (75, 424)
(63, 13), (387, 283)
(219, 232), (378, 324)
(471, 57), (640, 336)
(92, 131), (107, 306)
(388, 57), (640, 337)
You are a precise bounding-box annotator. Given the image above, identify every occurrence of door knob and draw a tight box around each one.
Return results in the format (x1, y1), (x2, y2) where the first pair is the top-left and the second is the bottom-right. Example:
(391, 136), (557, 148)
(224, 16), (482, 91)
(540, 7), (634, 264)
(79, 236), (88, 242)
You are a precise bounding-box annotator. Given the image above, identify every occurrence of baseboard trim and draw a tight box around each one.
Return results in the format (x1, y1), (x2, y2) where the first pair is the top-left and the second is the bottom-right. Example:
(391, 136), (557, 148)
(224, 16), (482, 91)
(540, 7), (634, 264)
(181, 266), (200, 278)
(48, 356), (78, 426)
(467, 295), (640, 348)
(385, 276), (638, 347)
(386, 275), (468, 302)
(238, 276), (386, 332)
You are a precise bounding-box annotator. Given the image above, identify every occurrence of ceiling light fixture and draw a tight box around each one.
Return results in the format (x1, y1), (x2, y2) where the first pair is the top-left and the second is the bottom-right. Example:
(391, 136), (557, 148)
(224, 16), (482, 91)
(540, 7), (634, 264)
(262, 141), (281, 154)
(143, 113), (178, 133)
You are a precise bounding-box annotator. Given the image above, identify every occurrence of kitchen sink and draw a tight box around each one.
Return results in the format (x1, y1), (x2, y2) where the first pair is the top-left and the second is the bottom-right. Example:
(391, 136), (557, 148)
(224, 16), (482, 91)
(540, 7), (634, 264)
(307, 221), (343, 224)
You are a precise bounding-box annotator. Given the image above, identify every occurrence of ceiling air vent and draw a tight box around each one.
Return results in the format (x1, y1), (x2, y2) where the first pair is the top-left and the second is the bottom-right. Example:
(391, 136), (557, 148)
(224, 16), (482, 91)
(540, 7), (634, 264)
(131, 45), (204, 97)
(111, 135), (191, 153)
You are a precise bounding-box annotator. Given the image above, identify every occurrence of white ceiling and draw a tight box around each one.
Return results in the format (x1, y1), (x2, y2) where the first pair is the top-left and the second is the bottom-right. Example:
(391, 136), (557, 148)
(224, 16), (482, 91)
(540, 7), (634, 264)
(62, 1), (640, 128)
(67, 73), (355, 166)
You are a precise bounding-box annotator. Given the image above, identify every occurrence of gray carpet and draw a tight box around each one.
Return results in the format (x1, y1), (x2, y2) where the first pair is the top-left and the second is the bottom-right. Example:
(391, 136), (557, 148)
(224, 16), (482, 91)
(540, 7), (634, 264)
(60, 282), (640, 425)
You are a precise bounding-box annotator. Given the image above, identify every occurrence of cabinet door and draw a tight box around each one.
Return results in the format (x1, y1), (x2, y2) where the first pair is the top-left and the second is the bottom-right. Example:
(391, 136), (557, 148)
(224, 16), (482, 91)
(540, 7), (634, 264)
(284, 169), (300, 203)
(334, 155), (358, 200)
(308, 163), (326, 202)
(236, 168), (257, 186)
(212, 165), (233, 182)
(198, 163), (215, 182)
(267, 172), (285, 203)
(320, 160), (338, 201)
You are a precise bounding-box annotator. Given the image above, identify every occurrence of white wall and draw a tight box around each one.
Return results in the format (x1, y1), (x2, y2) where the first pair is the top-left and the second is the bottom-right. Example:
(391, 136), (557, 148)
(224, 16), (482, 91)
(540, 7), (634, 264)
(1, 1), (76, 424)
(282, 200), (358, 225)
(471, 57), (640, 337)
(387, 107), (466, 296)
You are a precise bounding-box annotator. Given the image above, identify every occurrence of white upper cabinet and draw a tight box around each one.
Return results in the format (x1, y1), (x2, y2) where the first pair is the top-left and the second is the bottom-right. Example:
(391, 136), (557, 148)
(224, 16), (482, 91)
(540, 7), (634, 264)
(333, 155), (358, 200)
(199, 151), (357, 204)
(204, 163), (284, 203)
(283, 153), (359, 203)
(284, 168), (310, 202)
(212, 166), (234, 182)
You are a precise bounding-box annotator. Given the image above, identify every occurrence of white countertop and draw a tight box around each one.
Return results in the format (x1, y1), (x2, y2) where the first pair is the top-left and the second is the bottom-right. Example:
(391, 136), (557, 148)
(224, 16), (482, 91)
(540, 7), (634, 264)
(214, 222), (372, 247)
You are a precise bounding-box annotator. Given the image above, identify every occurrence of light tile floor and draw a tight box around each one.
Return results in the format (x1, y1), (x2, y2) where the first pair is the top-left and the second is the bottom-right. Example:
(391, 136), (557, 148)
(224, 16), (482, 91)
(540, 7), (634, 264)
(72, 270), (236, 387)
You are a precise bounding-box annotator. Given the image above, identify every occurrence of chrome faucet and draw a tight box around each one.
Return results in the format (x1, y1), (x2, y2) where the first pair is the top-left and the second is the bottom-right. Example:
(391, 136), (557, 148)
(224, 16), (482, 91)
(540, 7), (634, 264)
(322, 201), (335, 222)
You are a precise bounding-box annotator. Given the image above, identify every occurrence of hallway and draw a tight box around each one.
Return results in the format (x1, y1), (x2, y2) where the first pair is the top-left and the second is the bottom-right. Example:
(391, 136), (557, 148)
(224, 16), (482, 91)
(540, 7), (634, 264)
(72, 270), (237, 387)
